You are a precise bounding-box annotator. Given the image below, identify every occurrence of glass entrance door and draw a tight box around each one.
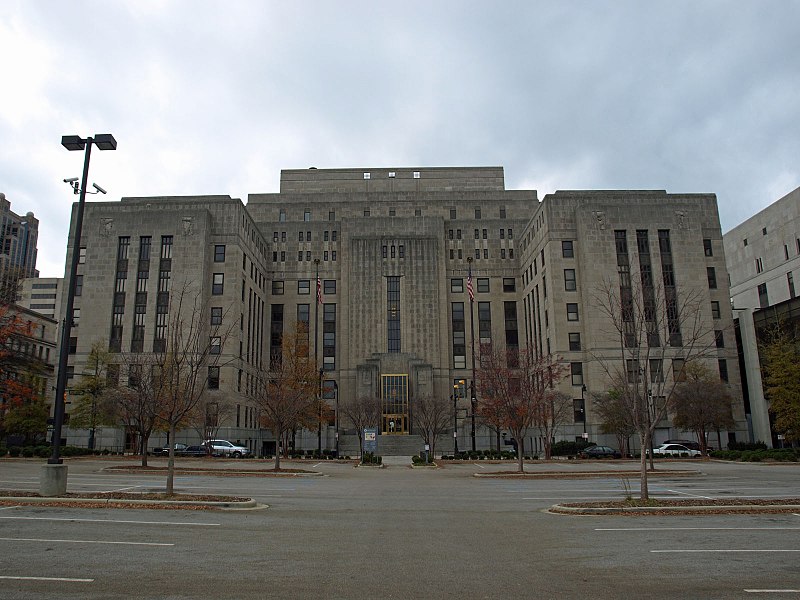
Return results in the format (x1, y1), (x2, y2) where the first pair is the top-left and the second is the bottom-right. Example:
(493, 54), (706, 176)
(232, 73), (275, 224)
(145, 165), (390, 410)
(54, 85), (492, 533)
(381, 374), (408, 435)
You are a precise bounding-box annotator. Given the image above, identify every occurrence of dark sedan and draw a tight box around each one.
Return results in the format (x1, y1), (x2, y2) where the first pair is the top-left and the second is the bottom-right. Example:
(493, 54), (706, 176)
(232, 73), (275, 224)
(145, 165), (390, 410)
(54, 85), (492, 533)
(579, 445), (622, 459)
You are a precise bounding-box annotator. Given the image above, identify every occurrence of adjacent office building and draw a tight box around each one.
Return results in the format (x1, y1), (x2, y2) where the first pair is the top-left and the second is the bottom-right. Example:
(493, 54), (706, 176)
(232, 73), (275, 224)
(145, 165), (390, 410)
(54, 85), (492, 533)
(60, 167), (747, 454)
(723, 185), (800, 446)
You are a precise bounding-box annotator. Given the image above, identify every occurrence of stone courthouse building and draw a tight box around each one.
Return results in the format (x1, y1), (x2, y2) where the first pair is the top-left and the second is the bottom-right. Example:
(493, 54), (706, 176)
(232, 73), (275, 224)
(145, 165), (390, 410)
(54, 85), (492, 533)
(61, 167), (747, 455)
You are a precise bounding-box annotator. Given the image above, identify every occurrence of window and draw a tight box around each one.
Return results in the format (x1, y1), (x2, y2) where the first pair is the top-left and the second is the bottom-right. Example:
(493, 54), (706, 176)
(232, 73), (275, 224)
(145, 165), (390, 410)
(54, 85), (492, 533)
(474, 249), (480, 259)
(650, 359), (664, 383)
(456, 229), (462, 240)
(718, 359), (729, 382)
(399, 245), (405, 258)
(566, 303), (579, 321)
(298, 251), (303, 262)
(503, 278), (516, 292)
(329, 211), (335, 221)
(299, 231), (304, 241)
(789, 272), (796, 299)
(68, 336), (77, 355)
(272, 280), (284, 295)
(756, 257), (763, 274)
(448, 230), (454, 240)
(363, 172), (370, 180)
(500, 229), (505, 239)
(75, 274), (83, 296)
(474, 229), (480, 240)
(279, 209), (286, 222)
(414, 171), (421, 179)
(711, 300), (721, 319)
(477, 278), (490, 293)
(703, 239), (713, 257)
(389, 208), (395, 217)
(673, 358), (686, 382)
(475, 208), (481, 219)
(482, 229), (488, 240)
(715, 330), (724, 348)
(298, 280), (310, 295)
(450, 208), (456, 219)
(281, 231), (286, 242)
(762, 227), (767, 235)
(564, 269), (576, 291)
(208, 366), (220, 389)
(626, 359), (642, 383)
(451, 278), (464, 293)
(78, 247), (86, 264)
(743, 238), (748, 247)
(212, 273), (224, 295)
(573, 399), (585, 423)
(211, 307), (222, 325)
(500, 249), (506, 259)
(571, 362), (583, 386)
(210, 336), (221, 354)
(323, 280), (336, 294)
(304, 211), (311, 221)
(483, 249), (488, 259)
(415, 209), (421, 216)
(508, 229), (512, 239)
(562, 240), (574, 258)
(332, 230), (337, 241)
(214, 245), (225, 262)
(707, 267), (717, 289)
(758, 283), (769, 308)
(568, 332), (581, 351)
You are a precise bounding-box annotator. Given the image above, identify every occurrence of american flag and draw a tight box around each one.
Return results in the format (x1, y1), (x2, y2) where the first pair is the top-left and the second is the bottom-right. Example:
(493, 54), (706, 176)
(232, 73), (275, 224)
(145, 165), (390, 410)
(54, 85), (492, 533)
(467, 267), (474, 302)
(317, 275), (323, 305)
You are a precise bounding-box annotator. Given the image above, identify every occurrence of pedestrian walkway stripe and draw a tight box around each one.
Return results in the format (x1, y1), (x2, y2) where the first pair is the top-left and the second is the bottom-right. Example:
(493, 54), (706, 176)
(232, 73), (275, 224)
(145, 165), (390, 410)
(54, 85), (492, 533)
(0, 576), (94, 582)
(652, 549), (800, 553)
(0, 537), (173, 546)
(0, 516), (219, 526)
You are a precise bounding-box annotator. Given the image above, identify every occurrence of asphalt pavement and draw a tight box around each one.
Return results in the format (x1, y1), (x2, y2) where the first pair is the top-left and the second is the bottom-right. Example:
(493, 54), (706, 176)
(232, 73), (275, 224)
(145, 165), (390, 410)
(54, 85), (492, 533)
(1, 458), (799, 599)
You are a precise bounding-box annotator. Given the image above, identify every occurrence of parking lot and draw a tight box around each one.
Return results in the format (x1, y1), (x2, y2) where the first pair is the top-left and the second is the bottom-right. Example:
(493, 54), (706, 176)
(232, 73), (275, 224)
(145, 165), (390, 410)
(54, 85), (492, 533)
(1, 458), (799, 599)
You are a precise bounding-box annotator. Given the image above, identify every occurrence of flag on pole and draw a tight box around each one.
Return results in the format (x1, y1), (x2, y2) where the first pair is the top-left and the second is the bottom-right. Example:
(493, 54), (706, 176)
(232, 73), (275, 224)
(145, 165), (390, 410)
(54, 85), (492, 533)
(317, 275), (323, 305)
(467, 266), (474, 302)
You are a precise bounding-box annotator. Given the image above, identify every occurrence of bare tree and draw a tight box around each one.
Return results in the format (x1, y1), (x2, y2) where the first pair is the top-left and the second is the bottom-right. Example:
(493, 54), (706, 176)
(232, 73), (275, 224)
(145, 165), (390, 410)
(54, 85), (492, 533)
(593, 272), (718, 500)
(189, 397), (234, 449)
(414, 394), (451, 460)
(114, 355), (160, 467)
(672, 363), (734, 453)
(69, 341), (118, 450)
(249, 322), (320, 470)
(476, 343), (568, 473)
(338, 395), (382, 458)
(533, 389), (572, 460)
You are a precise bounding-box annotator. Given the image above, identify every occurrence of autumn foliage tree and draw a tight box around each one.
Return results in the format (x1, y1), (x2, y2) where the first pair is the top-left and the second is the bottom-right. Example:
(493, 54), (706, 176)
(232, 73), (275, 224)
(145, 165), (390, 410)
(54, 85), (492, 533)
(672, 362), (734, 453)
(69, 342), (118, 449)
(476, 343), (568, 473)
(760, 324), (800, 443)
(593, 389), (636, 457)
(249, 321), (320, 470)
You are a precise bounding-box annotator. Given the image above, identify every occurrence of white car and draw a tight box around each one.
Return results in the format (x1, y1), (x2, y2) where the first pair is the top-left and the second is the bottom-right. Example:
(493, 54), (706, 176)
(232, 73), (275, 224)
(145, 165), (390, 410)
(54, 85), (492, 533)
(650, 443), (702, 457)
(205, 439), (250, 458)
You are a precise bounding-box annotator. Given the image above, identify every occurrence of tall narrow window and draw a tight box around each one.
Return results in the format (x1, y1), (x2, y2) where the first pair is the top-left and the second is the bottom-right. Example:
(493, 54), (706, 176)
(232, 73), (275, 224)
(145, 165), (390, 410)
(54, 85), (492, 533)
(707, 266), (717, 289)
(387, 276), (401, 352)
(478, 302), (491, 345)
(323, 303), (336, 370)
(452, 302), (466, 369)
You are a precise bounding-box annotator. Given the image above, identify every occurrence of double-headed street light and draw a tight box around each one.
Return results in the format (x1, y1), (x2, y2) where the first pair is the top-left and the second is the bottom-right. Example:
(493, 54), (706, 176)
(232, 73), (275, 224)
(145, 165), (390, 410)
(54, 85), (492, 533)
(49, 134), (117, 469)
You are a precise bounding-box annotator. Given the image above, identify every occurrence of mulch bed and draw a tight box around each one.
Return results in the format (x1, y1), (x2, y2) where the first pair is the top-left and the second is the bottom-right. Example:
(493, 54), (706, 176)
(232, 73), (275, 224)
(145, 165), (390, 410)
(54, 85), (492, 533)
(104, 465), (315, 476)
(0, 490), (252, 511)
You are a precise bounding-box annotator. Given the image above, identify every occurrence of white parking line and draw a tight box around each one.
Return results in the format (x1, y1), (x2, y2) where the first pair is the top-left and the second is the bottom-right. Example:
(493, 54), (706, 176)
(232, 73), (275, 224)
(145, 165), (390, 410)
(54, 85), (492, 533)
(0, 505), (18, 511)
(665, 489), (713, 500)
(598, 527), (800, 531)
(0, 576), (94, 582)
(652, 549), (800, 553)
(0, 537), (173, 546)
(0, 516), (219, 526)
(745, 590), (800, 594)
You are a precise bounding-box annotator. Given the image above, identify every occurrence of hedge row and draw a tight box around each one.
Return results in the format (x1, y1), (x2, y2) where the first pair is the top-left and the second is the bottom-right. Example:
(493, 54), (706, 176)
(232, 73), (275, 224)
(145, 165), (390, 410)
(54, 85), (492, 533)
(710, 448), (799, 462)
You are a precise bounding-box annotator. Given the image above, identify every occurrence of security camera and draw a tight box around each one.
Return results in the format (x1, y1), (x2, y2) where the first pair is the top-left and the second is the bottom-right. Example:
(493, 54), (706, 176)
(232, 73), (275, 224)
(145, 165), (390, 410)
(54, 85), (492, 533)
(92, 183), (107, 194)
(63, 177), (79, 183)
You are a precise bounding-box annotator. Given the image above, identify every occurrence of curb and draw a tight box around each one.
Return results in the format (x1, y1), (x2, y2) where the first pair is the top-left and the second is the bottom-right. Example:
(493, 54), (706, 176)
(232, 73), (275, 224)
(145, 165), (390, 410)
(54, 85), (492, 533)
(103, 467), (323, 477)
(473, 470), (700, 478)
(0, 496), (260, 509)
(549, 503), (800, 515)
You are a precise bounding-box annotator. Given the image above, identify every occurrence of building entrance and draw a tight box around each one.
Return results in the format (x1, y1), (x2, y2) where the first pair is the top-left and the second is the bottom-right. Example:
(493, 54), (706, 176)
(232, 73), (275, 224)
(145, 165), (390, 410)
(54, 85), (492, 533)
(381, 374), (408, 435)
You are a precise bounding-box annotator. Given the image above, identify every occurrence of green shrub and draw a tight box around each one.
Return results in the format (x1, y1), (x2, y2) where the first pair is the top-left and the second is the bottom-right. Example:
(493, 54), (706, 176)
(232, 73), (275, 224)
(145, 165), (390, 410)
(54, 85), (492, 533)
(0, 447), (7, 457)
(551, 440), (594, 456)
(729, 441), (768, 451)
(9, 447), (21, 457)
(21, 447), (34, 457)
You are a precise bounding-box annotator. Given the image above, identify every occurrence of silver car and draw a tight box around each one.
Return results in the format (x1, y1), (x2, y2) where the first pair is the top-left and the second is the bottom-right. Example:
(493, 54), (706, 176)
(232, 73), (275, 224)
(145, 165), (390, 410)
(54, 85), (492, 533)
(205, 439), (251, 458)
(650, 443), (702, 457)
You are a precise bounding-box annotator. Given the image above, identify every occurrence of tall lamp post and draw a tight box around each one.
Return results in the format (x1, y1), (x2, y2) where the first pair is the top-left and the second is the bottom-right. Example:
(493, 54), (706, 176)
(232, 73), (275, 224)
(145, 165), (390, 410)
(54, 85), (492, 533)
(452, 383), (459, 456)
(467, 257), (477, 452)
(43, 134), (116, 495)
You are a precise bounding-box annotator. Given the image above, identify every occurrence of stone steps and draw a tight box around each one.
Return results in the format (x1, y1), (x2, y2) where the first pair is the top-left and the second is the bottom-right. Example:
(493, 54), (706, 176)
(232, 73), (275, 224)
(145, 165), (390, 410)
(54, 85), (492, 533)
(338, 433), (455, 456)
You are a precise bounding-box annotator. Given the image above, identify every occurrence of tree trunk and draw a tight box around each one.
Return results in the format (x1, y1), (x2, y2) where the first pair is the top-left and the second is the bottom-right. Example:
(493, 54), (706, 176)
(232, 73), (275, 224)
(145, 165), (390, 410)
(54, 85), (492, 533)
(140, 434), (149, 467)
(166, 424), (176, 495)
(514, 431), (524, 473)
(639, 429), (649, 501)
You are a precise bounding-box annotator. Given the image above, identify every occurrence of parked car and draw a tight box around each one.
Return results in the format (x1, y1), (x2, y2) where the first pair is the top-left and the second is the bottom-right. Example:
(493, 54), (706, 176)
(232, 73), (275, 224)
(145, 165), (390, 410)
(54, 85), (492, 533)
(663, 439), (701, 451)
(205, 439), (251, 458)
(151, 443), (188, 456)
(177, 445), (211, 458)
(579, 445), (622, 459)
(649, 443), (702, 457)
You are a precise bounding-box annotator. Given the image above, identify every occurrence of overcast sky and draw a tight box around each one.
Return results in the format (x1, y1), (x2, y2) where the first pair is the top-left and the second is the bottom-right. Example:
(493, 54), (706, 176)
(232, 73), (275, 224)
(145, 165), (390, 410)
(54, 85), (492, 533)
(1, 0), (798, 278)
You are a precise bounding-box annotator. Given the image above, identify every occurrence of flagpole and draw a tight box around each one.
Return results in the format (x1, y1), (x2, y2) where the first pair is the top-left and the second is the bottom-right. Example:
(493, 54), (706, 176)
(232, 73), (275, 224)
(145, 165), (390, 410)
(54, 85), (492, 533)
(467, 256), (477, 452)
(314, 258), (321, 454)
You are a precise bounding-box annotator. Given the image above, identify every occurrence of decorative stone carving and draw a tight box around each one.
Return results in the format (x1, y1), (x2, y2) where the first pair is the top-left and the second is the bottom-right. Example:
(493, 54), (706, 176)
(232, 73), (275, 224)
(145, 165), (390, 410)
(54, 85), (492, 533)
(100, 218), (114, 237)
(182, 217), (194, 236)
(592, 211), (606, 229)
(676, 210), (687, 229)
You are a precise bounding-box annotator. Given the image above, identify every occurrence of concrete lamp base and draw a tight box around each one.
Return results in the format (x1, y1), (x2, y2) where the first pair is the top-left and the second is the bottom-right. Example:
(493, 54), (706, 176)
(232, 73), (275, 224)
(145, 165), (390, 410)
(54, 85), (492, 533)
(40, 464), (68, 497)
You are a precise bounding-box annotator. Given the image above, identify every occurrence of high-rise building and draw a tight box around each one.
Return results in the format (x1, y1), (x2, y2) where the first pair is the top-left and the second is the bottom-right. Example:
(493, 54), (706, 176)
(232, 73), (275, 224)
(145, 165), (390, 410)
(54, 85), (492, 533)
(0, 193), (39, 286)
(18, 277), (64, 320)
(60, 167), (747, 454)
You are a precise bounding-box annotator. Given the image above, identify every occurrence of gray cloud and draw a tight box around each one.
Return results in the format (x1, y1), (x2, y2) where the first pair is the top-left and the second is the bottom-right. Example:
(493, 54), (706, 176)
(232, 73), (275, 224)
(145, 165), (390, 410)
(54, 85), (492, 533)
(1, 0), (798, 276)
